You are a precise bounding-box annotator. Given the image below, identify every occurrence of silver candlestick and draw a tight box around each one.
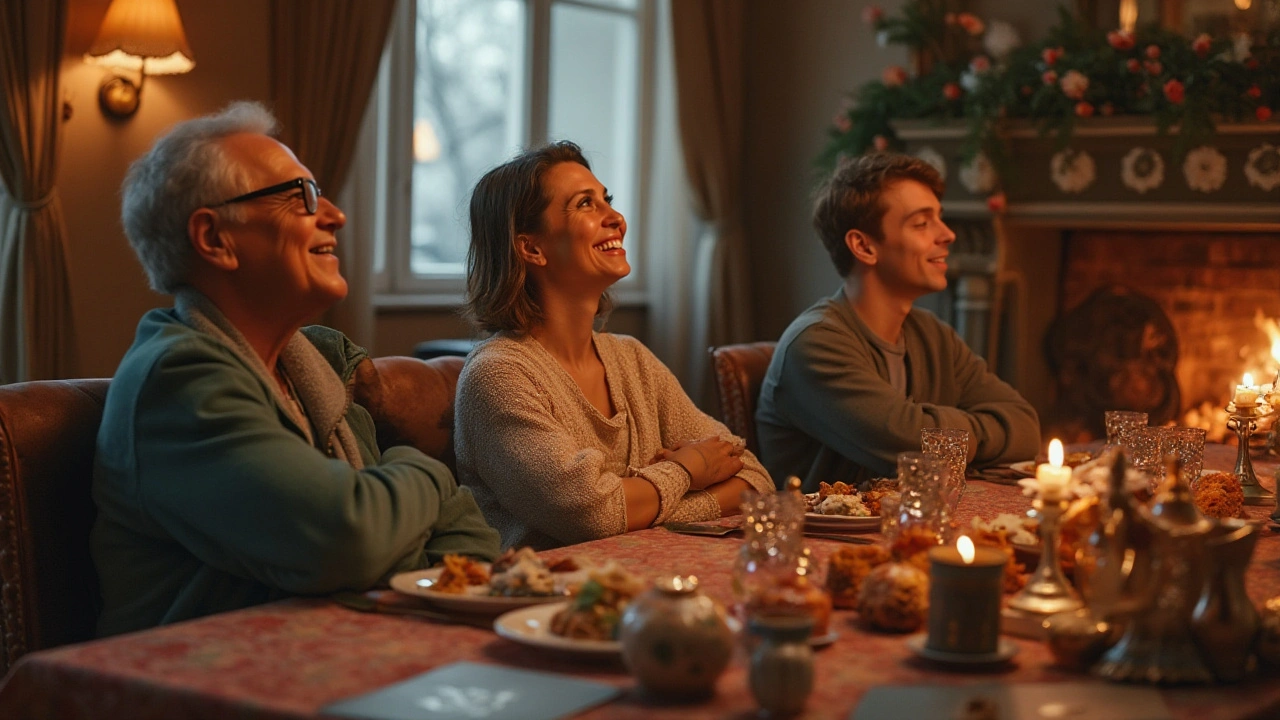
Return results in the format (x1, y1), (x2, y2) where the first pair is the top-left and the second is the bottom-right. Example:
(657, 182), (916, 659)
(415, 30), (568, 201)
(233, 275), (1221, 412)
(1007, 497), (1083, 616)
(1226, 403), (1275, 506)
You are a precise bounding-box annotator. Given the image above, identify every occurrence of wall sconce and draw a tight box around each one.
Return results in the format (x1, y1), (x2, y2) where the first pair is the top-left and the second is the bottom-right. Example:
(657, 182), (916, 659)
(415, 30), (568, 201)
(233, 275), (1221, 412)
(83, 0), (195, 119)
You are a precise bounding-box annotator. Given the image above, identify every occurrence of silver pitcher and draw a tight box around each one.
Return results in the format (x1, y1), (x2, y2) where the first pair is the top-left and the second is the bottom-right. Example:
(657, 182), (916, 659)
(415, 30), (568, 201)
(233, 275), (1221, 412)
(1094, 454), (1217, 684)
(1190, 518), (1261, 683)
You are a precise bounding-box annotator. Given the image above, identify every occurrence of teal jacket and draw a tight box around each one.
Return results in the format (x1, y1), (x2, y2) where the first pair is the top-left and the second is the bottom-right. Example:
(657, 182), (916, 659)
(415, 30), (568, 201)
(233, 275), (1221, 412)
(91, 309), (499, 637)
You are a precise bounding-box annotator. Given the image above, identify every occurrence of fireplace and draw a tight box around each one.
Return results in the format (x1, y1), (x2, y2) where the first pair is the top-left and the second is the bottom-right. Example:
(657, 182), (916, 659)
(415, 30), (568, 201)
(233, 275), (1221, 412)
(1048, 230), (1280, 442)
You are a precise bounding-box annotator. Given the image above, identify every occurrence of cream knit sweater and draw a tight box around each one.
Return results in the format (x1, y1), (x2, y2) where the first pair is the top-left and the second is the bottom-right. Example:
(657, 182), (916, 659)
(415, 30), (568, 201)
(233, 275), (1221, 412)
(455, 332), (774, 550)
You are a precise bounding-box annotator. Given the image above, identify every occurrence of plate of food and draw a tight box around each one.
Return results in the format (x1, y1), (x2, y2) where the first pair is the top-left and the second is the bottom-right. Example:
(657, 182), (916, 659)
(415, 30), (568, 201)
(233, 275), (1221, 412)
(493, 561), (644, 655)
(493, 603), (621, 656)
(389, 547), (589, 614)
(802, 481), (895, 533)
(1008, 460), (1036, 478)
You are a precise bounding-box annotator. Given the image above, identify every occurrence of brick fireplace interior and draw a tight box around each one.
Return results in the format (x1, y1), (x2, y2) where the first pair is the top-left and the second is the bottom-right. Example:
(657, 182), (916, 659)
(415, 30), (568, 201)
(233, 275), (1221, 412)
(1001, 227), (1280, 443)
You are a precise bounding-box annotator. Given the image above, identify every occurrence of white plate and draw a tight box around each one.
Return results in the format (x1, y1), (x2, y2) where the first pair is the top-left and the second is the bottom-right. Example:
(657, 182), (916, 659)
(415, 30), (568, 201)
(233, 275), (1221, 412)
(493, 602), (621, 656)
(905, 633), (1019, 665)
(803, 513), (880, 532)
(1009, 460), (1036, 477)
(389, 566), (570, 614)
(810, 630), (839, 649)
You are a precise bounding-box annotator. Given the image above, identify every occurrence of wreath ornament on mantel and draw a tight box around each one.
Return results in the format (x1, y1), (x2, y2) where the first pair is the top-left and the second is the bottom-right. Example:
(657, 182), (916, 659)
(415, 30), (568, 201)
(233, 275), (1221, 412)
(820, 1), (1278, 210)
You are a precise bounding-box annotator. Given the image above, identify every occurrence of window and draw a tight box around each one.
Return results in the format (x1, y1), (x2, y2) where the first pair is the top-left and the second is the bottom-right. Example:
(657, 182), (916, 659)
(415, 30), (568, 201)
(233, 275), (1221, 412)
(369, 0), (656, 305)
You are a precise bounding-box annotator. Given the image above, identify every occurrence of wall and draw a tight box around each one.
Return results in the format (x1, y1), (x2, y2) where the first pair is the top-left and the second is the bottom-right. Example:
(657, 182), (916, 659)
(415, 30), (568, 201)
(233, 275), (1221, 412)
(61, 0), (271, 378)
(741, 0), (1059, 343)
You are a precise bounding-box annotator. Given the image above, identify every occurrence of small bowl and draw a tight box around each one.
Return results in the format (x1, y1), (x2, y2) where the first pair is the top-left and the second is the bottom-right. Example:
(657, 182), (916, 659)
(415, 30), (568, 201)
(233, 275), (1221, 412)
(1043, 608), (1115, 671)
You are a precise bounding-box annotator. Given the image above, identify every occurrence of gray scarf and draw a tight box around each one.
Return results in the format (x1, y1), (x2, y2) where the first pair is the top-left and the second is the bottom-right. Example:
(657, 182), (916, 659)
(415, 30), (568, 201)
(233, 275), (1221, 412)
(174, 288), (364, 469)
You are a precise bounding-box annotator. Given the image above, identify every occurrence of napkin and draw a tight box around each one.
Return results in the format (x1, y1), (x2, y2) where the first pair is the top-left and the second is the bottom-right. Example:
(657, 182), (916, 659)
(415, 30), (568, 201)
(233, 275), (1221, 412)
(323, 661), (620, 720)
(852, 682), (1170, 720)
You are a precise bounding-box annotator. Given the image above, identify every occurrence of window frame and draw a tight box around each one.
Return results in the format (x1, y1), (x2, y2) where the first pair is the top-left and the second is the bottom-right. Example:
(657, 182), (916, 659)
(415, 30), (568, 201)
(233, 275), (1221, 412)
(371, 0), (655, 308)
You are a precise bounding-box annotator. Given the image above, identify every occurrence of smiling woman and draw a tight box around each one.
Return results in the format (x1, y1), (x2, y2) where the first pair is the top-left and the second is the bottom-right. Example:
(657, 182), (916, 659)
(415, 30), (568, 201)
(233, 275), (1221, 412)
(453, 141), (776, 551)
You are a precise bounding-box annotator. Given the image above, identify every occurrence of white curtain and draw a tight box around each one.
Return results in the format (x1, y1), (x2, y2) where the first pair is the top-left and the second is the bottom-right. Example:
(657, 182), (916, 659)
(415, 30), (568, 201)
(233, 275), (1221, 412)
(668, 0), (752, 406)
(644, 0), (700, 391)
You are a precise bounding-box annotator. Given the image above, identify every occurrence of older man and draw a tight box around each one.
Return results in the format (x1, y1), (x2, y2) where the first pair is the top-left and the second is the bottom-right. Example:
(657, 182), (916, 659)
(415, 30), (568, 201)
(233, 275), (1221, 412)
(756, 153), (1040, 491)
(92, 102), (499, 636)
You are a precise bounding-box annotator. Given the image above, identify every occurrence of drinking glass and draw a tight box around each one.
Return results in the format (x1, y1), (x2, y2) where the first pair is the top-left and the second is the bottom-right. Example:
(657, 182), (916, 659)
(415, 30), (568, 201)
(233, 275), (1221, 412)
(1104, 411), (1148, 449)
(896, 451), (948, 540)
(921, 427), (970, 511)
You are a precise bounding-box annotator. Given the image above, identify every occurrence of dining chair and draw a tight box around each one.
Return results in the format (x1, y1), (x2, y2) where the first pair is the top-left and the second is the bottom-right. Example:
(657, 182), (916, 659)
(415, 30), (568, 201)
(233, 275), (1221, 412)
(708, 341), (777, 456)
(0, 354), (466, 675)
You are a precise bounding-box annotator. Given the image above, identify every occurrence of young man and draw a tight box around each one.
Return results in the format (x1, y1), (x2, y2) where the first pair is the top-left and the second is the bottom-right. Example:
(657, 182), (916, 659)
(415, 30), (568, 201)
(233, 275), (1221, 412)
(755, 153), (1040, 491)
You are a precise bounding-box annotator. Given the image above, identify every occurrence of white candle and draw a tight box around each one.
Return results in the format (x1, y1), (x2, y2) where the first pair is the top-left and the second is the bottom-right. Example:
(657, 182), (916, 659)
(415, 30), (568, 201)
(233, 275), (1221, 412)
(1036, 439), (1071, 502)
(1234, 373), (1259, 407)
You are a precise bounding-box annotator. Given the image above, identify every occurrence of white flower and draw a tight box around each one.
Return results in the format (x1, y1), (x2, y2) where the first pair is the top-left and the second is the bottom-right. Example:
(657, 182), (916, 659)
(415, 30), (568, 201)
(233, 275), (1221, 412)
(1059, 70), (1089, 100)
(1244, 143), (1280, 192)
(1120, 147), (1165, 194)
(1050, 149), (1096, 193)
(876, 29), (891, 48)
(1232, 32), (1252, 62)
(983, 20), (1021, 60)
(1183, 146), (1228, 193)
(915, 145), (947, 181)
(959, 152), (997, 194)
(960, 70), (980, 92)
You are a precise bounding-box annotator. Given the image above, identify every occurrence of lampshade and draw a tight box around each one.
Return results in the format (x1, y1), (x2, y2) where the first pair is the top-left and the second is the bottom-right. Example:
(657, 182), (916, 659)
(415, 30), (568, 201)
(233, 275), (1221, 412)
(85, 0), (195, 75)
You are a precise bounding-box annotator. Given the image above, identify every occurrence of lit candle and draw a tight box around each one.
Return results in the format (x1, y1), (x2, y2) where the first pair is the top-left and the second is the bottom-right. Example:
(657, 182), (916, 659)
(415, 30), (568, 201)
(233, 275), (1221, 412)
(1036, 439), (1072, 502)
(1234, 373), (1259, 407)
(926, 536), (1006, 655)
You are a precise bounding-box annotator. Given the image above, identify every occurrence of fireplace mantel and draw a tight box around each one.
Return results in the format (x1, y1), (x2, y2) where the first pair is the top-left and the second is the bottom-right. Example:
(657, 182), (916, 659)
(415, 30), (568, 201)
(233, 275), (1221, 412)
(894, 118), (1280, 230)
(894, 118), (1280, 430)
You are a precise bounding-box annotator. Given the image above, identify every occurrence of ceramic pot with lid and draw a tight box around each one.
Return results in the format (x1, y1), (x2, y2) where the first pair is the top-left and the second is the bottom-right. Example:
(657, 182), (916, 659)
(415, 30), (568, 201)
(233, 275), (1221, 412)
(618, 575), (733, 700)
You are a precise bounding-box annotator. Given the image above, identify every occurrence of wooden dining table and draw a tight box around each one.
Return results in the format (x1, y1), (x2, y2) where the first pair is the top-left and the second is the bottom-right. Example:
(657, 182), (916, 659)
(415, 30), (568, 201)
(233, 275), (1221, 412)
(3, 444), (1280, 720)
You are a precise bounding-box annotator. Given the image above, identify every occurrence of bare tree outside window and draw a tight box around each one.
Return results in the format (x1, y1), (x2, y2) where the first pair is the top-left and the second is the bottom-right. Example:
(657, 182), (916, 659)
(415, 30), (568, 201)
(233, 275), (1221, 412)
(412, 0), (523, 275)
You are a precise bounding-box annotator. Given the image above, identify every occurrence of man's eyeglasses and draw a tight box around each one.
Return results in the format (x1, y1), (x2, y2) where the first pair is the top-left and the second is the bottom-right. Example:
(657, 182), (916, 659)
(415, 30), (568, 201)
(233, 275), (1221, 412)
(210, 177), (322, 215)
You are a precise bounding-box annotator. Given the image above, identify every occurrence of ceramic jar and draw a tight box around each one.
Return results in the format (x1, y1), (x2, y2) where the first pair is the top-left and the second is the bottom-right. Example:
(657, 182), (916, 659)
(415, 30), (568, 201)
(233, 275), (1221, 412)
(748, 615), (814, 718)
(618, 575), (733, 700)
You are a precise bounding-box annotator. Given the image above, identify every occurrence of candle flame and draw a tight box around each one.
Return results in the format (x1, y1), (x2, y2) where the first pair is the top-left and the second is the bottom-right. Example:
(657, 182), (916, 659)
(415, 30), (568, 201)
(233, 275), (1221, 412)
(1049, 438), (1064, 468)
(1244, 372), (1255, 387)
(957, 535), (975, 564)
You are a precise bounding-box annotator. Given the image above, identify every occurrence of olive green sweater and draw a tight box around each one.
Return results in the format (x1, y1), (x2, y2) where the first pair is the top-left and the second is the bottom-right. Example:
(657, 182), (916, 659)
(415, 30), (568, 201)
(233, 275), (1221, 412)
(756, 288), (1040, 491)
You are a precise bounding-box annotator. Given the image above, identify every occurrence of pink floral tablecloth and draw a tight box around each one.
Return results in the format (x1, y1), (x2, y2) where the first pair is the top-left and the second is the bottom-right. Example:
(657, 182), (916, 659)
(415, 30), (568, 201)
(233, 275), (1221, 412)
(2, 446), (1280, 720)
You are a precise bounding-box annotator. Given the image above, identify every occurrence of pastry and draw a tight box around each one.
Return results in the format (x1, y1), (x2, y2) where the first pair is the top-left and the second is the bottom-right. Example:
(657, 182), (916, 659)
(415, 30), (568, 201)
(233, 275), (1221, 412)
(826, 545), (890, 609)
(856, 562), (929, 632)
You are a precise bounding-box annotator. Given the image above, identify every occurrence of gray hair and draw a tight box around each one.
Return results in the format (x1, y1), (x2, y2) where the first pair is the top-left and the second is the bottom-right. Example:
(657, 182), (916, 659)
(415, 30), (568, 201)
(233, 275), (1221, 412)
(121, 101), (279, 293)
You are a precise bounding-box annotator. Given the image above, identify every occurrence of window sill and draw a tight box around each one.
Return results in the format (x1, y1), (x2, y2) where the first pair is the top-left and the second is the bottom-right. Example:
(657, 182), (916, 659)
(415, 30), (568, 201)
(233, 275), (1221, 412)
(374, 287), (650, 311)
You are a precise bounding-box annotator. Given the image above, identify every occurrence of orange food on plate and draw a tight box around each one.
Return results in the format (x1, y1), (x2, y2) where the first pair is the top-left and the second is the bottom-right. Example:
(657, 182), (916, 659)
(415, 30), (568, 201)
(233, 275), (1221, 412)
(433, 554), (490, 594)
(890, 525), (940, 573)
(1193, 471), (1245, 519)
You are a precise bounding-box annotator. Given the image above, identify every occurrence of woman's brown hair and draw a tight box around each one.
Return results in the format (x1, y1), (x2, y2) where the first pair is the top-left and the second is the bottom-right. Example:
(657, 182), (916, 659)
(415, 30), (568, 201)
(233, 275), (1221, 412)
(464, 141), (613, 334)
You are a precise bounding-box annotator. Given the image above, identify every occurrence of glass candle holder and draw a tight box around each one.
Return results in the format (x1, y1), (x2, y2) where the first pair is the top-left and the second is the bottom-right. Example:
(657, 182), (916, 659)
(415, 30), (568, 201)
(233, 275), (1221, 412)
(896, 451), (948, 541)
(1121, 427), (1163, 482)
(921, 427), (970, 517)
(1160, 426), (1205, 485)
(1104, 410), (1148, 448)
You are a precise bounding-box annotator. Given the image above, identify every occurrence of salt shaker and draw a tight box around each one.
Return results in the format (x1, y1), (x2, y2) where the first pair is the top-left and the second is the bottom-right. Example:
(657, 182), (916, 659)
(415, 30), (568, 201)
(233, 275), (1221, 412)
(748, 615), (814, 718)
